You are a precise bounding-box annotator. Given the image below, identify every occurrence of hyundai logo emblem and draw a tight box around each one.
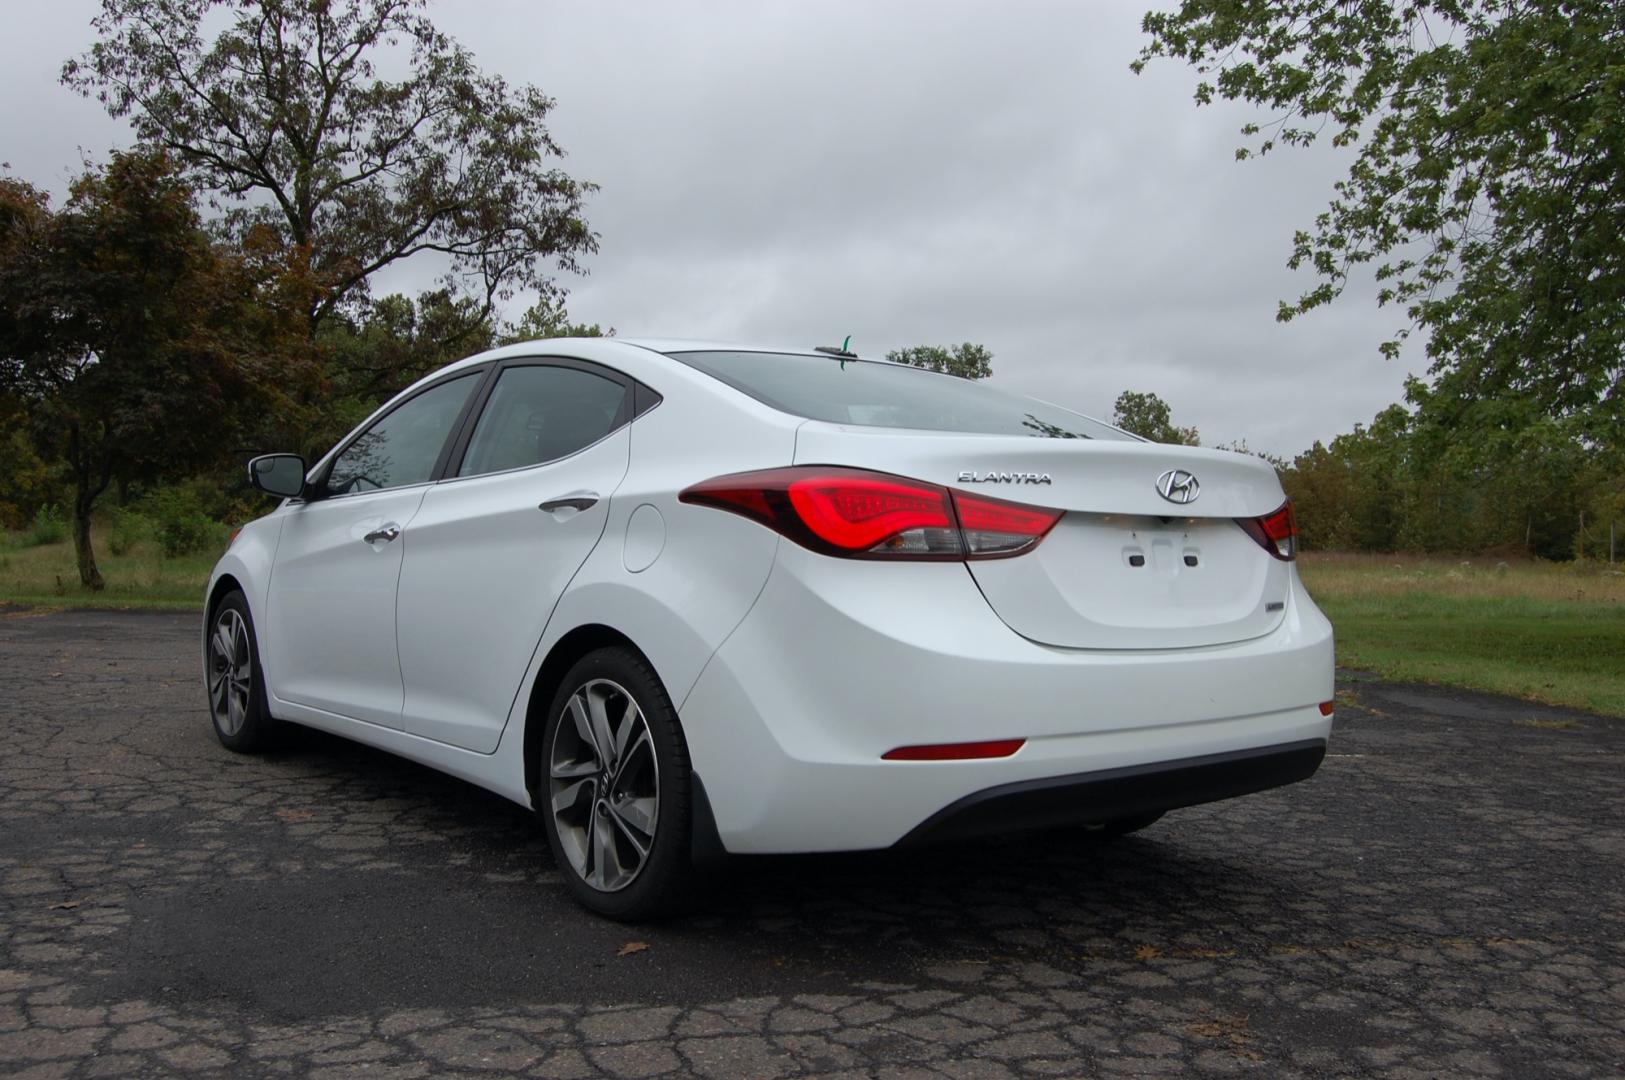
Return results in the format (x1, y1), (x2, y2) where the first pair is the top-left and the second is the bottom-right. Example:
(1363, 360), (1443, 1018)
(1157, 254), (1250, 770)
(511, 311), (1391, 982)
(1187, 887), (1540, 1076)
(1155, 469), (1200, 505)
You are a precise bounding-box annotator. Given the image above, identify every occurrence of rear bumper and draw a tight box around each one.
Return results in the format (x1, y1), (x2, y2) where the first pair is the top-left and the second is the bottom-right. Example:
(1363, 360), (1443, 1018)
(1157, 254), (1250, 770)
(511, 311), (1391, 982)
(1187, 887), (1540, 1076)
(680, 548), (1335, 854)
(898, 738), (1326, 846)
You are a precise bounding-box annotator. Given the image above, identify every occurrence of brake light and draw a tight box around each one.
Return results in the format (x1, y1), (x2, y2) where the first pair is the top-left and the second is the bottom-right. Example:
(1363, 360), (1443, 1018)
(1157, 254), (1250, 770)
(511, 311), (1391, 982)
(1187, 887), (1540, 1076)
(787, 472), (953, 552)
(680, 466), (1061, 560)
(952, 491), (1062, 556)
(1239, 500), (1297, 561)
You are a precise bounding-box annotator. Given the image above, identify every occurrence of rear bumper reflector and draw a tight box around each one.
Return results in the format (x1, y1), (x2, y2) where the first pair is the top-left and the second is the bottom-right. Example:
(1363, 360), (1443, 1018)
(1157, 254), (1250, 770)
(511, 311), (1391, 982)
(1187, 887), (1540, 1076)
(883, 739), (1026, 761)
(1319, 701), (1335, 716)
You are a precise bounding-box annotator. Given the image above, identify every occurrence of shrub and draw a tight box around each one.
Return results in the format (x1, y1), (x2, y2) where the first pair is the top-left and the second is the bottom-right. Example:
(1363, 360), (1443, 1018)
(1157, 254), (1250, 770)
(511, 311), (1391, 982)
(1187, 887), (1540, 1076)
(107, 508), (153, 556)
(24, 504), (68, 547)
(140, 487), (227, 557)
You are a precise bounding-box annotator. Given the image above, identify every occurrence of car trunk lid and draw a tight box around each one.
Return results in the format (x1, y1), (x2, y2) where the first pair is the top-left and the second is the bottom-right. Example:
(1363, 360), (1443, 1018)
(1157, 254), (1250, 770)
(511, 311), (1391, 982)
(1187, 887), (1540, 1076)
(794, 422), (1294, 649)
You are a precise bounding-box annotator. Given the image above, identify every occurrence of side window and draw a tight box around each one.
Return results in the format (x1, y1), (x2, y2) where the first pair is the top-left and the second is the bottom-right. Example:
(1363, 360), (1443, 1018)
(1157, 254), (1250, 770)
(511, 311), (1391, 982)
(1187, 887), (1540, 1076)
(325, 372), (480, 496)
(458, 365), (628, 477)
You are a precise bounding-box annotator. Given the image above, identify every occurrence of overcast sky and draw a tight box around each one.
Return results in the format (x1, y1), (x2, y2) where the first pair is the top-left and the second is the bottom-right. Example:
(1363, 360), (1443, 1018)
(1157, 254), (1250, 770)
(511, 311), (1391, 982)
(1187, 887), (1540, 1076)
(1, 0), (1429, 456)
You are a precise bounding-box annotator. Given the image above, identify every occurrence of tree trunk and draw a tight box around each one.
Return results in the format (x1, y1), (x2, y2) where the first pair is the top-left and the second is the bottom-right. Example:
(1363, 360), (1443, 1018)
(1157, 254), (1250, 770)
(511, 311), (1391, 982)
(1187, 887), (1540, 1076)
(72, 486), (104, 592)
(65, 421), (109, 592)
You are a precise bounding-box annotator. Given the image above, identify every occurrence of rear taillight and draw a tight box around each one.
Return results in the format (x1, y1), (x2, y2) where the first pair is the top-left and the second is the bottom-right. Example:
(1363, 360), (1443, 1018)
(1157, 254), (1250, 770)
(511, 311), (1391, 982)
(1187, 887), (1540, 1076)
(680, 466), (1061, 560)
(1239, 500), (1297, 561)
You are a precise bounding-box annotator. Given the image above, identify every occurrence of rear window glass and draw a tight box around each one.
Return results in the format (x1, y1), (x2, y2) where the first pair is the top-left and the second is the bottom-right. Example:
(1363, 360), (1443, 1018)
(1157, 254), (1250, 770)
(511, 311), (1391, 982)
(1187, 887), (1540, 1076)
(666, 351), (1131, 440)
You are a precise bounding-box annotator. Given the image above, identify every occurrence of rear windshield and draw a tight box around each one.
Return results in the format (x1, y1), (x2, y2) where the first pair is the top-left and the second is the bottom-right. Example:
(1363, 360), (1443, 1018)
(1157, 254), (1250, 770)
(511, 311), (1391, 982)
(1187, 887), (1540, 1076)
(667, 350), (1132, 440)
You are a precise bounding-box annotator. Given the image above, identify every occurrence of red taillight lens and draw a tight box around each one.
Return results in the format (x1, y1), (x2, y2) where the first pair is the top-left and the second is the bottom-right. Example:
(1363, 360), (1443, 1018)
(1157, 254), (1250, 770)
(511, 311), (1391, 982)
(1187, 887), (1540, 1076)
(1239, 500), (1297, 561)
(680, 466), (1060, 560)
(951, 491), (1063, 557)
(787, 473), (954, 553)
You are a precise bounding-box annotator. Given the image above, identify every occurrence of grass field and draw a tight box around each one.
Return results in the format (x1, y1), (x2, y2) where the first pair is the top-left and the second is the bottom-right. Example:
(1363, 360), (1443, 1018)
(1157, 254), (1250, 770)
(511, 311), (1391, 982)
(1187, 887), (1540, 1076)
(1299, 552), (1625, 717)
(0, 528), (215, 611)
(4, 530), (1623, 716)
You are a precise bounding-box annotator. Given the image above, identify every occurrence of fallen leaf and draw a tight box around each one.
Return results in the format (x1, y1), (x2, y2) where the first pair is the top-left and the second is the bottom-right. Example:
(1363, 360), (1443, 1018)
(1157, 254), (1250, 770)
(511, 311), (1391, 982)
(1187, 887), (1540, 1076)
(616, 941), (649, 957)
(1133, 944), (1162, 961)
(275, 808), (315, 823)
(48, 900), (80, 910)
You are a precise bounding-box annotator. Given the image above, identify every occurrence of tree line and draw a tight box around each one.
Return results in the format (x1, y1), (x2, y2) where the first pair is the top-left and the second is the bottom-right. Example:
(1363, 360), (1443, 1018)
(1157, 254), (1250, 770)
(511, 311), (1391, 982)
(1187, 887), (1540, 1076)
(4, 0), (1621, 591)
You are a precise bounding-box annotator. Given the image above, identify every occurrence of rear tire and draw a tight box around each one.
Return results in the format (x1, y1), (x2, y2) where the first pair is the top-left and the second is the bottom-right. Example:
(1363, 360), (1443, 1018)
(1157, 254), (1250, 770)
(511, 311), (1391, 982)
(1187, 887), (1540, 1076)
(205, 590), (280, 753)
(539, 646), (693, 921)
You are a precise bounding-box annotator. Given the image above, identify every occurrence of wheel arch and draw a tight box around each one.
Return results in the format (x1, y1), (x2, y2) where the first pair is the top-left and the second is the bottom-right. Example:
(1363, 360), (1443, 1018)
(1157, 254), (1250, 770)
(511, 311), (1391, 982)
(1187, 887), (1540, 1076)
(522, 623), (647, 801)
(206, 573), (245, 621)
(521, 623), (726, 864)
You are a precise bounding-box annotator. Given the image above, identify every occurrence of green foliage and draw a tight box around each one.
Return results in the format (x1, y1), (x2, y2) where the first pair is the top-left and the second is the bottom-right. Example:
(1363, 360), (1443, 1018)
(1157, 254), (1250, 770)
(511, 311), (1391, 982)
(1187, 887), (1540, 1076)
(0, 415), (58, 530)
(499, 298), (613, 345)
(1111, 390), (1200, 445)
(65, 0), (597, 343)
(885, 343), (993, 379)
(24, 505), (68, 548)
(0, 150), (299, 589)
(139, 486), (227, 557)
(1280, 401), (1619, 559)
(1136, 1), (1625, 450)
(106, 506), (151, 556)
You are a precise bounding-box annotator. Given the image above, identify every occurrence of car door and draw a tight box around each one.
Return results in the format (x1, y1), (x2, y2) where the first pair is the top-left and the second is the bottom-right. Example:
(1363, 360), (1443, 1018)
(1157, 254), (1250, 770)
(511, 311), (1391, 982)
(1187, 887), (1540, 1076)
(265, 369), (486, 728)
(395, 359), (638, 752)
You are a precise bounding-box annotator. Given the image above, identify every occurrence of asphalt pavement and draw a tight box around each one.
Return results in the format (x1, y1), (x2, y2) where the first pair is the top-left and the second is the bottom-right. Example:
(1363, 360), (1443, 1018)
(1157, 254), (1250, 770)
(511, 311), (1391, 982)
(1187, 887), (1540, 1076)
(1, 608), (1622, 1078)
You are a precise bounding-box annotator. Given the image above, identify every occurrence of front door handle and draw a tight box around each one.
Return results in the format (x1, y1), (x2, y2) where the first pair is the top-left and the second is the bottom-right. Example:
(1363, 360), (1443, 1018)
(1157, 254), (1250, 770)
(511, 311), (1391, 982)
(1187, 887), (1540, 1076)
(363, 523), (401, 544)
(539, 493), (599, 514)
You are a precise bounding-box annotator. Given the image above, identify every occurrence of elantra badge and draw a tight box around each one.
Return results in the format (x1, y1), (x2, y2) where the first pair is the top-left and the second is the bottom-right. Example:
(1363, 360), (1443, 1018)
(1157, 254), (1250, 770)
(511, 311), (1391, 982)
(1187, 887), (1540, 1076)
(958, 471), (1052, 484)
(1155, 469), (1200, 504)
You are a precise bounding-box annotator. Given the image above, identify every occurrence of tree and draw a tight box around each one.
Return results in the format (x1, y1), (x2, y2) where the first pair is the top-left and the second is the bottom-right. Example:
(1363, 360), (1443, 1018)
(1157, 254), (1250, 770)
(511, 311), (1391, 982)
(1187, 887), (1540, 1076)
(1135, 1), (1625, 449)
(886, 343), (993, 379)
(0, 151), (305, 589)
(498, 297), (613, 345)
(64, 0), (597, 356)
(1111, 390), (1200, 445)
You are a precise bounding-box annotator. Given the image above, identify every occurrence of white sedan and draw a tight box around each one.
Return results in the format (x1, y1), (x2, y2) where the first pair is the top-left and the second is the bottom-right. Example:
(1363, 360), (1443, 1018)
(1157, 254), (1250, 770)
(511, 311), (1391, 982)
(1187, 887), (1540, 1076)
(206, 339), (1334, 919)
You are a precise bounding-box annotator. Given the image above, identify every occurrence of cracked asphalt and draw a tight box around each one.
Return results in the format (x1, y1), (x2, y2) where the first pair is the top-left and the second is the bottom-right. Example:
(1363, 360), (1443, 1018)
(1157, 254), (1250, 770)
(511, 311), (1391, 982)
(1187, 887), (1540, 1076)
(2, 609), (1623, 1079)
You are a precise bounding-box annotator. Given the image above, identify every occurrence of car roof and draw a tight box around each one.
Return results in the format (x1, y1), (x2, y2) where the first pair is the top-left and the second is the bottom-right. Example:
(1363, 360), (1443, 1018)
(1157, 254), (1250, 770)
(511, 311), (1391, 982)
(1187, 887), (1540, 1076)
(618, 338), (853, 359)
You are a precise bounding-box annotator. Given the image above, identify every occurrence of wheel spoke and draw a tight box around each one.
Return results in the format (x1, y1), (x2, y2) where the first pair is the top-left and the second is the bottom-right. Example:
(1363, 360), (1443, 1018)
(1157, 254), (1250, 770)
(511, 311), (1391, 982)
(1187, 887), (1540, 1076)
(590, 812), (620, 889)
(613, 729), (653, 789)
(551, 777), (595, 817)
(567, 693), (601, 764)
(610, 796), (657, 845)
(550, 758), (598, 780)
(212, 626), (232, 662)
(586, 686), (616, 771)
(612, 698), (637, 765)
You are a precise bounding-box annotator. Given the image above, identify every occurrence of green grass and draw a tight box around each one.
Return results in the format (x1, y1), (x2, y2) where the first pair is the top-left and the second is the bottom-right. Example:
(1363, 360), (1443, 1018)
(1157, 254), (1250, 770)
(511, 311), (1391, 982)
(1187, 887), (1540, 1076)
(1300, 552), (1625, 717)
(0, 527), (216, 610)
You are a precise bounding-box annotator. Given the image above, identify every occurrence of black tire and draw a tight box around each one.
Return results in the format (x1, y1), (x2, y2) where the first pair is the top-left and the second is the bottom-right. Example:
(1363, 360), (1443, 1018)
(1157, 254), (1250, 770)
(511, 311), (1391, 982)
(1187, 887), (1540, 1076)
(1086, 810), (1165, 840)
(539, 646), (693, 921)
(204, 590), (280, 753)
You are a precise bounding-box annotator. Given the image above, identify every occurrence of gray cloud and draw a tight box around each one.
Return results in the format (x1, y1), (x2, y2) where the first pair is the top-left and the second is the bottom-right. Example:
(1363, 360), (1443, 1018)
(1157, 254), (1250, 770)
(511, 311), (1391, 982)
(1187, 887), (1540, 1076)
(2, 0), (1426, 456)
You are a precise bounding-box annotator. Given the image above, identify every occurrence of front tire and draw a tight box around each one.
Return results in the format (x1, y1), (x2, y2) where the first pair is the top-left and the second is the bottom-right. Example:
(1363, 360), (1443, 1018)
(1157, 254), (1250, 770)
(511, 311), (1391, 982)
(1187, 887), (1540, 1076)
(540, 647), (693, 921)
(205, 590), (279, 753)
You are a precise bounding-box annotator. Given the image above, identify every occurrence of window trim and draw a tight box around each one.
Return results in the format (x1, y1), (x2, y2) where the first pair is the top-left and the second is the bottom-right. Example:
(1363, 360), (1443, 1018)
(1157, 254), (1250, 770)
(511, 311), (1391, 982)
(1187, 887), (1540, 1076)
(439, 355), (651, 482)
(311, 364), (495, 501)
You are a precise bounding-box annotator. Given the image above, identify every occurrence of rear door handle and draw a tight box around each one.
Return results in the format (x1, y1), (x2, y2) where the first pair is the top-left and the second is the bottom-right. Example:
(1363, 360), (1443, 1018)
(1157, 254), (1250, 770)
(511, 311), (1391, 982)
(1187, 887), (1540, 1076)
(539, 493), (599, 514)
(363, 524), (401, 544)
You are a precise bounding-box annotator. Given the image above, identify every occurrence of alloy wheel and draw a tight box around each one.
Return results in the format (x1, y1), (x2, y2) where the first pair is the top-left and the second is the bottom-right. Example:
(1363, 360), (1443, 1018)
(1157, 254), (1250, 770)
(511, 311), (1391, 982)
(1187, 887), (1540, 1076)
(208, 608), (253, 736)
(549, 678), (661, 892)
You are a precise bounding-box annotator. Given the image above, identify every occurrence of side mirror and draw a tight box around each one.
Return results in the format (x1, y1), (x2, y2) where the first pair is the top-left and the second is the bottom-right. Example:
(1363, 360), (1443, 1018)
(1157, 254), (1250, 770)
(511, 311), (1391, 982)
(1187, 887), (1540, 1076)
(248, 454), (308, 499)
